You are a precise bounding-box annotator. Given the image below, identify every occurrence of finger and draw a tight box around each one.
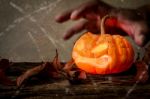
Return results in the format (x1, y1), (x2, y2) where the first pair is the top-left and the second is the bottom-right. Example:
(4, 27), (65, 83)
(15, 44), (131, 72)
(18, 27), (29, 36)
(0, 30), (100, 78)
(70, 0), (98, 20)
(63, 19), (88, 40)
(55, 9), (73, 23)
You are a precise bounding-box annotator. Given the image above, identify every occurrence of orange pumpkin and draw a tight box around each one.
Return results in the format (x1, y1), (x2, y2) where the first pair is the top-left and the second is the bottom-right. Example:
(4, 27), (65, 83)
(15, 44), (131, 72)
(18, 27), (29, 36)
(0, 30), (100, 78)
(72, 15), (134, 74)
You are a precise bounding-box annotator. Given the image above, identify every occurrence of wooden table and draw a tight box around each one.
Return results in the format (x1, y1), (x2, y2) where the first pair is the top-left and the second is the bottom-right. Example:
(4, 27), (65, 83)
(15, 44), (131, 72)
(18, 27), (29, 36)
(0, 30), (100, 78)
(0, 63), (150, 99)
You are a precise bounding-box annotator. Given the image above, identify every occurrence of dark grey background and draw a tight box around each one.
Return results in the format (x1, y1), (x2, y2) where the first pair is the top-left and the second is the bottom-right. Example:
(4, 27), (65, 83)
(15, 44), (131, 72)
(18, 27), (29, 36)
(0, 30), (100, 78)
(0, 0), (149, 62)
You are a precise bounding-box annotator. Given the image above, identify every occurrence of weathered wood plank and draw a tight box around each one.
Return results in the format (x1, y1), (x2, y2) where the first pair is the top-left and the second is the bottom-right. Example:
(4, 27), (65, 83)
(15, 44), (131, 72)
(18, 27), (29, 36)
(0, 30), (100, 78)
(0, 63), (150, 99)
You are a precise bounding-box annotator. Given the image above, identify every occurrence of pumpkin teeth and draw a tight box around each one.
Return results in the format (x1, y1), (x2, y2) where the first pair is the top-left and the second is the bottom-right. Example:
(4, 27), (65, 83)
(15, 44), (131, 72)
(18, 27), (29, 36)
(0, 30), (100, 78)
(75, 54), (112, 69)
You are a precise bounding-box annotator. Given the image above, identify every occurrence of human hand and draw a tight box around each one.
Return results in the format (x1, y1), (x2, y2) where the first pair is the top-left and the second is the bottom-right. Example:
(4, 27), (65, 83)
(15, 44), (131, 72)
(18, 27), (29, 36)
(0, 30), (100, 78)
(55, 0), (150, 47)
(111, 7), (150, 47)
(55, 0), (112, 39)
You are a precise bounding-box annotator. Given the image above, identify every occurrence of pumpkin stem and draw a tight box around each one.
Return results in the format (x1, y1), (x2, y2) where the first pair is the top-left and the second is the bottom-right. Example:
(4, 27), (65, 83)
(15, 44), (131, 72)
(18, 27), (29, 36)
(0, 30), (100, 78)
(100, 15), (113, 34)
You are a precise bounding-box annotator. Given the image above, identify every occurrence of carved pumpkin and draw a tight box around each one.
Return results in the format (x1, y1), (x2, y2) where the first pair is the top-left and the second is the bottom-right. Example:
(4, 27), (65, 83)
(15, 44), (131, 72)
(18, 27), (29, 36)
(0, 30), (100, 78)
(72, 15), (134, 74)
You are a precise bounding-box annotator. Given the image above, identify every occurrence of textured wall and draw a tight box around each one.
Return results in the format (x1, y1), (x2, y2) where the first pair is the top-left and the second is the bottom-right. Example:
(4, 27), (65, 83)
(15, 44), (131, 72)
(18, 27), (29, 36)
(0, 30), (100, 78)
(0, 0), (149, 62)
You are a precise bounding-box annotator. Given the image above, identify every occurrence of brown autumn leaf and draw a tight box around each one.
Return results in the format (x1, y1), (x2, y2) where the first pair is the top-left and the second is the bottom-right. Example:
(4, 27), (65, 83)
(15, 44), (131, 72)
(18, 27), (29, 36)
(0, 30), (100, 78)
(16, 62), (46, 86)
(52, 49), (64, 71)
(143, 45), (150, 65)
(16, 50), (64, 87)
(63, 58), (75, 74)
(0, 59), (14, 86)
(63, 59), (88, 84)
(0, 69), (14, 85)
(132, 45), (150, 83)
(134, 61), (149, 83)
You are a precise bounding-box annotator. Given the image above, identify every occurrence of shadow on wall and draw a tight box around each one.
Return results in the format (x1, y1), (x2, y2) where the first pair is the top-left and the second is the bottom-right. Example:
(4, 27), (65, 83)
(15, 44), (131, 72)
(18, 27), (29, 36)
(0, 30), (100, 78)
(0, 0), (149, 62)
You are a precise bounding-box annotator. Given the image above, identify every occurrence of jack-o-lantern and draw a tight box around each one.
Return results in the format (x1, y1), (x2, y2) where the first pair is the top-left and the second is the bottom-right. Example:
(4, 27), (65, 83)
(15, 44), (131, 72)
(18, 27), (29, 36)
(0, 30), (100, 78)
(72, 15), (134, 74)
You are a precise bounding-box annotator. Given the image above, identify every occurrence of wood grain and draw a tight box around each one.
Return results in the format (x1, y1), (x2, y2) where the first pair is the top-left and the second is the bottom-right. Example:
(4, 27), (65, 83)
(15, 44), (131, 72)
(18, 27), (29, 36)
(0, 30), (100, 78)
(0, 63), (150, 99)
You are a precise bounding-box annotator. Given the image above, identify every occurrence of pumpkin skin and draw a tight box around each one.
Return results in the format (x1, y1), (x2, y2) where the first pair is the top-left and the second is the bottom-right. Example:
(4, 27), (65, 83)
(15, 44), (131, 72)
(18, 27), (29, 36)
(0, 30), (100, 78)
(72, 32), (134, 74)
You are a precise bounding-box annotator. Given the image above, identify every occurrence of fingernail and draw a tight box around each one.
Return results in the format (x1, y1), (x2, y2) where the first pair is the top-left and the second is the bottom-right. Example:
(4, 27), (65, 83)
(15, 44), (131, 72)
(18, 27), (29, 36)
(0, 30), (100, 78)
(70, 10), (79, 20)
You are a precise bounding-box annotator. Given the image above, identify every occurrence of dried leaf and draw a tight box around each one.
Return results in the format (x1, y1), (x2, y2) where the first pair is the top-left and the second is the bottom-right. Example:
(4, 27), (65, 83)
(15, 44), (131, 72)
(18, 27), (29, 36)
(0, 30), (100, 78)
(16, 63), (47, 86)
(0, 59), (14, 86)
(134, 61), (149, 83)
(67, 70), (88, 85)
(52, 49), (63, 71)
(143, 45), (150, 65)
(0, 69), (14, 85)
(78, 71), (87, 79)
(63, 58), (74, 72)
(62, 59), (88, 84)
(16, 49), (63, 87)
